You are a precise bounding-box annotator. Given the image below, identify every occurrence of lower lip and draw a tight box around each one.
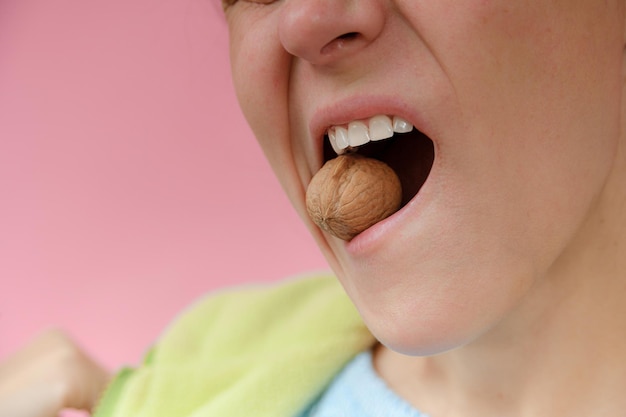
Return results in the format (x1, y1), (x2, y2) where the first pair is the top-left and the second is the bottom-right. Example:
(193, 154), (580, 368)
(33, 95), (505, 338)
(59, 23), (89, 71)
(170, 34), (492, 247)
(344, 190), (422, 256)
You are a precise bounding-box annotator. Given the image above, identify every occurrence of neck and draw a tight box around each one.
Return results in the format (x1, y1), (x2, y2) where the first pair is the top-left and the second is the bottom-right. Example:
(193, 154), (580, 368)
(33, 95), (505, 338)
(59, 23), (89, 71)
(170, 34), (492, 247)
(375, 145), (626, 417)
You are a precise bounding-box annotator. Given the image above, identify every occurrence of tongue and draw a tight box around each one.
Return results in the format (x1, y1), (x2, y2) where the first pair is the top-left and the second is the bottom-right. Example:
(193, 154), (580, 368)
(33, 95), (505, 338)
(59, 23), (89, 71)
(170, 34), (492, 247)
(305, 154), (402, 241)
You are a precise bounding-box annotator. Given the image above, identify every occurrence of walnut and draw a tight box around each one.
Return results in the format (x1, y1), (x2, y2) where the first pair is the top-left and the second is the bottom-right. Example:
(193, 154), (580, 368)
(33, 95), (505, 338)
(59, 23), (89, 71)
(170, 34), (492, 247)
(305, 154), (402, 241)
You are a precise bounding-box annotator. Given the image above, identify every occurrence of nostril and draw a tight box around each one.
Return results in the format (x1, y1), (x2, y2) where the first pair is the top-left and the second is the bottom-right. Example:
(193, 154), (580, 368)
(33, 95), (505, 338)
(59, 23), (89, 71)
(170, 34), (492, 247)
(321, 32), (362, 56)
(337, 32), (359, 41)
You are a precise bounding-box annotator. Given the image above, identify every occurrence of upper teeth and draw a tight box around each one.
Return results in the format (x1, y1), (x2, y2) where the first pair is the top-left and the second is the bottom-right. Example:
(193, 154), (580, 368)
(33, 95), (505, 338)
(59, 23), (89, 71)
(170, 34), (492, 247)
(327, 115), (414, 155)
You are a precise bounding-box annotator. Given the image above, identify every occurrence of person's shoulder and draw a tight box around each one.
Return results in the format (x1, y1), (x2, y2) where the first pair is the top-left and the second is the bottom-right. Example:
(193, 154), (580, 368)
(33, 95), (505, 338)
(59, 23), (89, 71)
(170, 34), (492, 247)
(95, 274), (375, 417)
(154, 273), (371, 364)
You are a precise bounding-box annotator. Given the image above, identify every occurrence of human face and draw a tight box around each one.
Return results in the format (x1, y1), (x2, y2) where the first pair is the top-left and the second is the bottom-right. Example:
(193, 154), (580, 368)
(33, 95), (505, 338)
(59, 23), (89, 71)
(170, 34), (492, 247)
(225, 1), (625, 355)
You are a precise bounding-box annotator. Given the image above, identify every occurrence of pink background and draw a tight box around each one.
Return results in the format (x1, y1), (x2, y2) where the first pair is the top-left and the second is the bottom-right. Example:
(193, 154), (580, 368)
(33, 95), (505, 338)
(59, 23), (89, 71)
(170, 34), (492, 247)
(0, 0), (327, 370)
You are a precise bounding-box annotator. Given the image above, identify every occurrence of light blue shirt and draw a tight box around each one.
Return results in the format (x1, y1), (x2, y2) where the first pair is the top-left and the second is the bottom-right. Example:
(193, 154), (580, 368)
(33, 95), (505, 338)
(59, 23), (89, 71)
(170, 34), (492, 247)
(298, 351), (429, 417)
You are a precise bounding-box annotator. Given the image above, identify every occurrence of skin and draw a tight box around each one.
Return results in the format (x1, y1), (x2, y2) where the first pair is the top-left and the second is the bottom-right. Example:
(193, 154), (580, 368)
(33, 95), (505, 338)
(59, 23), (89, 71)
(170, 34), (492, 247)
(226, 0), (626, 415)
(2, 1), (625, 416)
(0, 330), (110, 417)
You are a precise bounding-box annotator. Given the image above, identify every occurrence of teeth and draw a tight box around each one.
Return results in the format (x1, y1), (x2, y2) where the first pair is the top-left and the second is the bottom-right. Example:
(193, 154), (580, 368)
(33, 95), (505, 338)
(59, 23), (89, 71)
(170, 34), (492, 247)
(392, 116), (413, 133)
(334, 127), (350, 152)
(328, 128), (341, 154)
(348, 121), (370, 147)
(327, 114), (413, 155)
(369, 115), (393, 141)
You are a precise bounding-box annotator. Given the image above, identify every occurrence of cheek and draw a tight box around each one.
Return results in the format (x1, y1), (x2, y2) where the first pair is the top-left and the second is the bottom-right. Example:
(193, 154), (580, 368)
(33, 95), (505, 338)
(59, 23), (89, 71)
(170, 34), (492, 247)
(229, 22), (287, 168)
(229, 32), (282, 145)
(427, 0), (622, 238)
(228, 15), (314, 221)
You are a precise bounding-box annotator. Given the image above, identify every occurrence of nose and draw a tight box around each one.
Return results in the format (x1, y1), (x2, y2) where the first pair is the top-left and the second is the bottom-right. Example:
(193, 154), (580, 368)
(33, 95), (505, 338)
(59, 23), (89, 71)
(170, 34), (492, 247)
(278, 0), (385, 66)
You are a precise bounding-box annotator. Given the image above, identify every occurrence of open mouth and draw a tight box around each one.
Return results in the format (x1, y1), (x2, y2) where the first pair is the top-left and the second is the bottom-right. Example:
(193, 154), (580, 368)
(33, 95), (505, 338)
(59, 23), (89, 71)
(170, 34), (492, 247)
(322, 116), (435, 208)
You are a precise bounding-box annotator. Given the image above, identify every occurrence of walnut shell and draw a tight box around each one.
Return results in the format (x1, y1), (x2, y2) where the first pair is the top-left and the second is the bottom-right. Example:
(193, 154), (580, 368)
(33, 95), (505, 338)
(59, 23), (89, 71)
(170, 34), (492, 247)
(305, 154), (402, 241)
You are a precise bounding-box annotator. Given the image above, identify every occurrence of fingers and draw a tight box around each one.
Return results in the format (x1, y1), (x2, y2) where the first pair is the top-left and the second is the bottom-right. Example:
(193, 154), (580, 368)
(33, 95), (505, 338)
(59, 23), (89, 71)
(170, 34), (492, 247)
(0, 380), (65, 417)
(61, 340), (112, 411)
(0, 329), (111, 417)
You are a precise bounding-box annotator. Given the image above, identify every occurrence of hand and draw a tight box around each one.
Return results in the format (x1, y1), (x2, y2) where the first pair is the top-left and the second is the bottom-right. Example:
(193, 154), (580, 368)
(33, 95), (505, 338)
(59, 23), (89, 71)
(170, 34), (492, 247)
(0, 329), (111, 417)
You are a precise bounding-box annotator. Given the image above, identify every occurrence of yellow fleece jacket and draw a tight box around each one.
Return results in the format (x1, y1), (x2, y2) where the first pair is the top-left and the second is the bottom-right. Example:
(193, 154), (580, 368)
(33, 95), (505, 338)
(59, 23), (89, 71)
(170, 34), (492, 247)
(93, 274), (375, 417)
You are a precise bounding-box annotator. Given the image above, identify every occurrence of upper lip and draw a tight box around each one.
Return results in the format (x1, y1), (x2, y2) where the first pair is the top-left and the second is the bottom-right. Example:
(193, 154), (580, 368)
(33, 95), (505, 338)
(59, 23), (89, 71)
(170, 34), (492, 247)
(308, 94), (430, 171)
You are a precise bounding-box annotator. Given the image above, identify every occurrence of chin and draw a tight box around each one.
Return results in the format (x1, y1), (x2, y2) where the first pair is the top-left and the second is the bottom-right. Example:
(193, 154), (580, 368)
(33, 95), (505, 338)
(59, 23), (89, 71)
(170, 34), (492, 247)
(338, 255), (539, 357)
(358, 301), (484, 357)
